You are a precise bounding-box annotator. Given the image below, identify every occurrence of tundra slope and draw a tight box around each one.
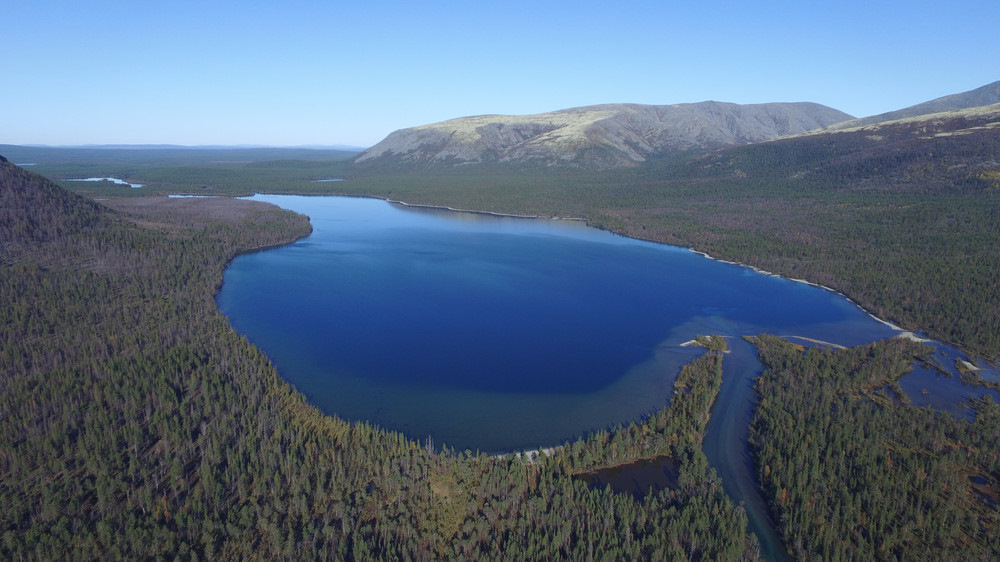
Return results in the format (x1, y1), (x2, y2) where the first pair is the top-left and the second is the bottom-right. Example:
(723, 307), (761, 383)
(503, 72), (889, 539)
(355, 101), (852, 169)
(824, 79), (1000, 130)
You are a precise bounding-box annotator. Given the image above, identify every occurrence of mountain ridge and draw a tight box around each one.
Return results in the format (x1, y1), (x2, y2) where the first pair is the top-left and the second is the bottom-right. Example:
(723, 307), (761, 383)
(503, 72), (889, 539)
(355, 80), (1000, 170)
(825, 80), (1000, 130)
(806, 102), (1000, 139)
(355, 101), (853, 169)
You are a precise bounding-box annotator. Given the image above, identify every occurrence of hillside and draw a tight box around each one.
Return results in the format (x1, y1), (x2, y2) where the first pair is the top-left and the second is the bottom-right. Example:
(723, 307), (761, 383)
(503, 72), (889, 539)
(608, 104), (1000, 358)
(0, 154), (110, 267)
(825, 79), (1000, 129)
(354, 101), (852, 169)
(822, 101), (1000, 133)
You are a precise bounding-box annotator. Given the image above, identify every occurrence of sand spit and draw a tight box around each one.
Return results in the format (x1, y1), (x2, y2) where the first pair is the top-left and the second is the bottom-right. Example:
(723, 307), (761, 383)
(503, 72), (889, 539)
(895, 331), (933, 343)
(680, 335), (732, 352)
(494, 446), (563, 464)
(779, 336), (847, 349)
(958, 359), (981, 372)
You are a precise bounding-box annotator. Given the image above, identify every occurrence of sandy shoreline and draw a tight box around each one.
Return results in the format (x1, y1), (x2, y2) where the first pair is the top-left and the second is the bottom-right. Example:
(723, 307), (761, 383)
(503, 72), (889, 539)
(895, 331), (934, 343)
(385, 198), (586, 222)
(493, 446), (563, 464)
(687, 249), (905, 332)
(780, 336), (846, 349)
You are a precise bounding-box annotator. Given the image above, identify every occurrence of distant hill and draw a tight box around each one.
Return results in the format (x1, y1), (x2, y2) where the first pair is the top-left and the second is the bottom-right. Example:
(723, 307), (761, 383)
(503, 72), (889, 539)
(698, 102), (1000, 195)
(354, 102), (853, 169)
(0, 144), (359, 167)
(797, 102), (1000, 143)
(825, 80), (1000, 129)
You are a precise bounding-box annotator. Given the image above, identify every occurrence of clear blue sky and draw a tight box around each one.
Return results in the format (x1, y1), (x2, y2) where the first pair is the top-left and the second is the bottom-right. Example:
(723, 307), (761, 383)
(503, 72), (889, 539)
(3, 0), (997, 148)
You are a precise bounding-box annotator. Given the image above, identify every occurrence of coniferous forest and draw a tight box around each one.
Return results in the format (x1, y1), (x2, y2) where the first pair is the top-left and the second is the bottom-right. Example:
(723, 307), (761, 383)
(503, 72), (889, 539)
(2, 104), (999, 561)
(0, 157), (756, 559)
(748, 335), (999, 559)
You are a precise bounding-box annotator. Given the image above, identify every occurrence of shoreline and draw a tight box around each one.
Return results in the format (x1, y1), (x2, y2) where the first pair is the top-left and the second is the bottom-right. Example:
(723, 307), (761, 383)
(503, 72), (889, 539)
(493, 446), (563, 464)
(780, 335), (846, 349)
(384, 197), (587, 222)
(686, 248), (905, 332)
(895, 331), (934, 344)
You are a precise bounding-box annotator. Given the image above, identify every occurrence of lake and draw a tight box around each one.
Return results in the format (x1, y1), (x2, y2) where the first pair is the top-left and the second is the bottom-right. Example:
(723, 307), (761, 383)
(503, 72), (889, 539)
(217, 194), (904, 453)
(66, 176), (144, 188)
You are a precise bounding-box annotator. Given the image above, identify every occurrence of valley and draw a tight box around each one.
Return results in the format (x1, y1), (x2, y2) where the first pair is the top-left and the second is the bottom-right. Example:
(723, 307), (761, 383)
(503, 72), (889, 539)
(3, 81), (1000, 560)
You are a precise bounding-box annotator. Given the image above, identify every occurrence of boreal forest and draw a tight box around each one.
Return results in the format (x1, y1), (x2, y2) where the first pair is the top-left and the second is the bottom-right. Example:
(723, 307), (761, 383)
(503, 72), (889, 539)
(2, 101), (999, 560)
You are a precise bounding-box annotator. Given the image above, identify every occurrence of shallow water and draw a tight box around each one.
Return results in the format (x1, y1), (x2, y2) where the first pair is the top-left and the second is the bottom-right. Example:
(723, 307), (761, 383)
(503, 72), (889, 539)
(897, 345), (1000, 419)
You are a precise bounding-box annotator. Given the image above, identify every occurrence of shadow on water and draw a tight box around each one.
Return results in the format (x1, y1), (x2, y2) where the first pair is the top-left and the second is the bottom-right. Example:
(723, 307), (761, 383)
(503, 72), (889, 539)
(703, 337), (791, 562)
(574, 456), (679, 500)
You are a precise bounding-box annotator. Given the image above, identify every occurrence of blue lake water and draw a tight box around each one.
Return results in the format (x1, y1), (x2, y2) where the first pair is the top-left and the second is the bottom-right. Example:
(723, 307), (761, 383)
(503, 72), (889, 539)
(217, 194), (915, 453)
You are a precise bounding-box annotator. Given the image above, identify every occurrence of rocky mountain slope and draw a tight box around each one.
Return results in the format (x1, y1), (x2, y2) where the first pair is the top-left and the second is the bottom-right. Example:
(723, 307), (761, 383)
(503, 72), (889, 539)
(802, 102), (1000, 142)
(354, 101), (853, 169)
(824, 80), (1000, 130)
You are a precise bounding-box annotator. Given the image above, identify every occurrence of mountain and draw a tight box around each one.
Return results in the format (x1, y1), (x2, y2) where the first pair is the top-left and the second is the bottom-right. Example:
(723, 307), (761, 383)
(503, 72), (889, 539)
(354, 101), (853, 169)
(801, 101), (1000, 141)
(826, 80), (1000, 129)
